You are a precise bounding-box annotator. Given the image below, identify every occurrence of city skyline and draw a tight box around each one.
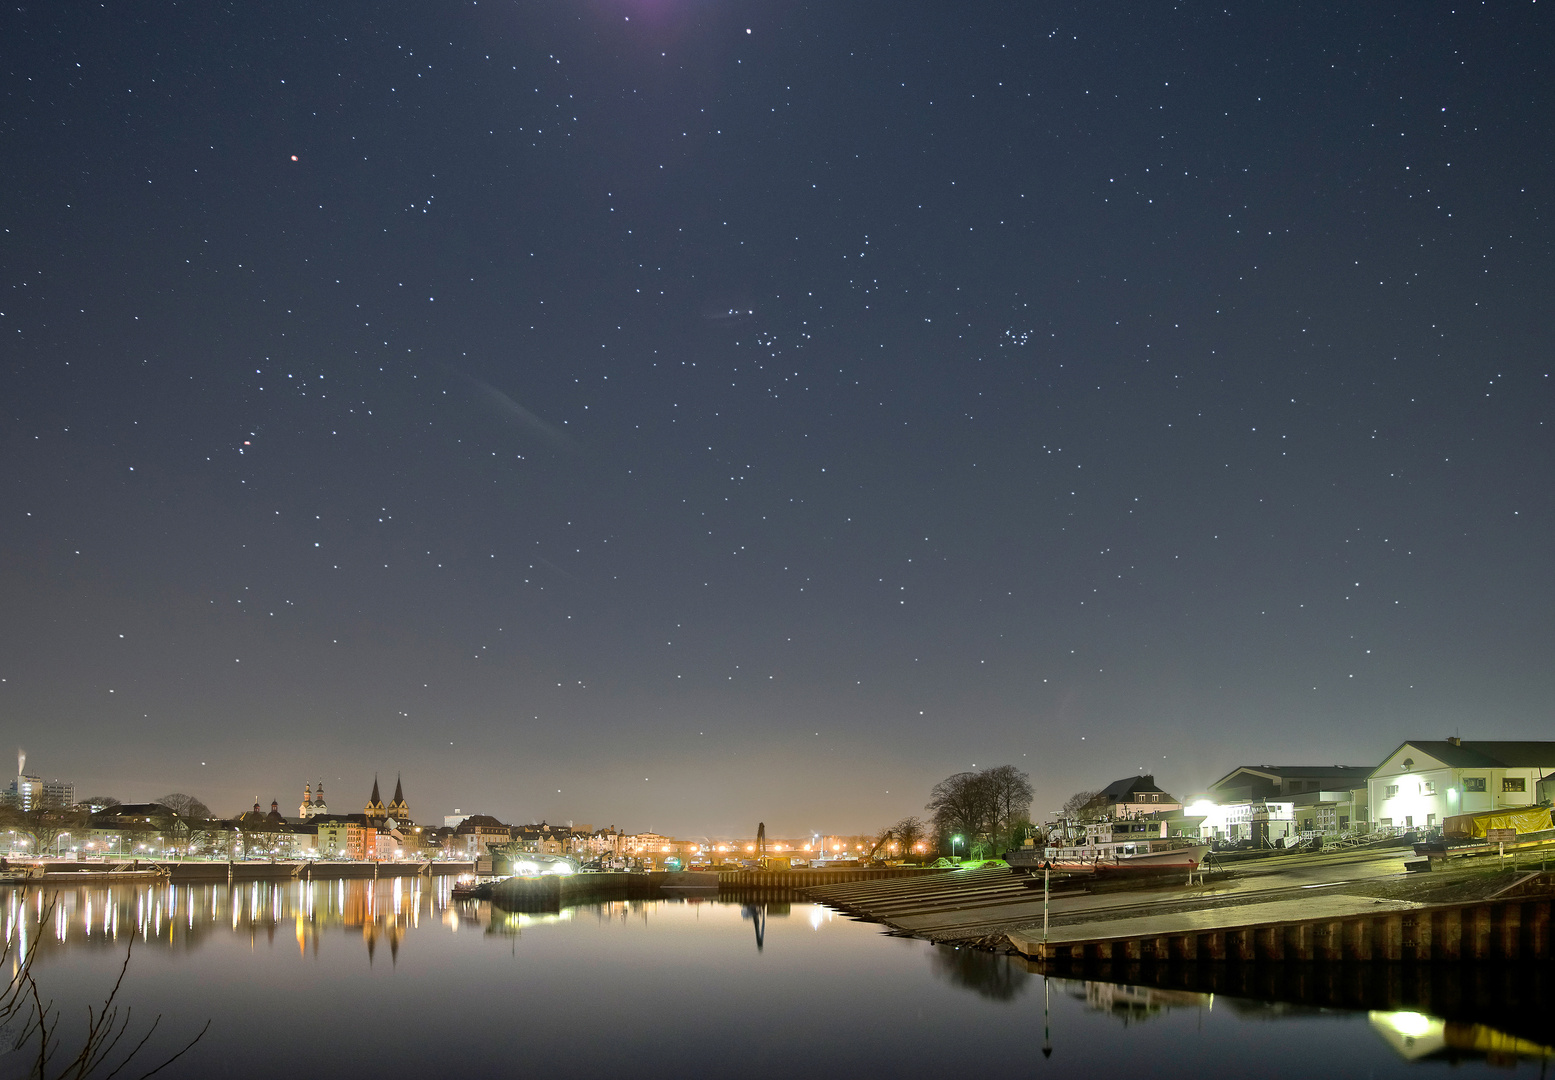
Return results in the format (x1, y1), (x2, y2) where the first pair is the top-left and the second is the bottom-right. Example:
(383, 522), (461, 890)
(3, 3), (1551, 834)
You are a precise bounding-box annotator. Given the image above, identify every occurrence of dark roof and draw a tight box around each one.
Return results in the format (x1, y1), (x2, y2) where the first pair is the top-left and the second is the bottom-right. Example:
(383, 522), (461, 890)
(1098, 774), (1170, 800)
(1209, 765), (1373, 790)
(94, 802), (173, 818)
(311, 813), (371, 826)
(1240, 765), (1371, 779)
(455, 814), (509, 831)
(1391, 741), (1555, 770)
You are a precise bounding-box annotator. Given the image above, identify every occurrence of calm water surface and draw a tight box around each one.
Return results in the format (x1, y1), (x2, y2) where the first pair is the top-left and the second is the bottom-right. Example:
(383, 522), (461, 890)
(4, 878), (1550, 1079)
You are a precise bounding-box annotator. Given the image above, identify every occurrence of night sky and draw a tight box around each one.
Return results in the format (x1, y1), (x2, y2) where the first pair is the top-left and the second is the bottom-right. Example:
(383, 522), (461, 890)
(3, 2), (1551, 835)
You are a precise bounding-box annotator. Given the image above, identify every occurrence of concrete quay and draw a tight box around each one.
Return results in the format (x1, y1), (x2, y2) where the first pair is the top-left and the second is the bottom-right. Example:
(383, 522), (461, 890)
(1009, 874), (1555, 963)
(165, 860), (473, 883)
(484, 871), (719, 911)
(720, 866), (948, 891)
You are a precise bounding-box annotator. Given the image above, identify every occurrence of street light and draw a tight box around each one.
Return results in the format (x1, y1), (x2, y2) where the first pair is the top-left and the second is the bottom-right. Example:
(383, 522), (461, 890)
(952, 835), (963, 860)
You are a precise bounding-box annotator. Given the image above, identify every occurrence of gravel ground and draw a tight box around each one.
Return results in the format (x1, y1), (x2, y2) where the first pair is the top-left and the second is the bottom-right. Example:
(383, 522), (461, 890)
(1338, 864), (1551, 904)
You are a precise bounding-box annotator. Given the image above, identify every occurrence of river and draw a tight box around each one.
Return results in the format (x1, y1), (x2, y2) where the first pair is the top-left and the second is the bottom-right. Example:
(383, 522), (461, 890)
(3, 878), (1549, 1078)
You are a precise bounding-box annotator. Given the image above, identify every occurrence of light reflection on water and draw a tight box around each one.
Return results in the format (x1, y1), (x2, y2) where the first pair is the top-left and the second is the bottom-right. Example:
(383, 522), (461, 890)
(3, 881), (1550, 1078)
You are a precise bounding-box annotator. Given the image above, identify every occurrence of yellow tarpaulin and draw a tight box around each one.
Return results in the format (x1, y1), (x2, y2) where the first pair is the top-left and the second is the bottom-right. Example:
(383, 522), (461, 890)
(1443, 806), (1552, 839)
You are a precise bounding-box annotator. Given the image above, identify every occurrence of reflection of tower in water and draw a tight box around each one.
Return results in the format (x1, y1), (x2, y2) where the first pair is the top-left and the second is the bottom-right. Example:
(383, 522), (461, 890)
(741, 904), (766, 951)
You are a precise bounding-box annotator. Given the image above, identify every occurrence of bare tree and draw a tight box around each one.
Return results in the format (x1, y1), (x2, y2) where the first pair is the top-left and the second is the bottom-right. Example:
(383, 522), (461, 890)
(17, 806), (87, 857)
(926, 766), (1033, 858)
(893, 816), (926, 857)
(156, 793), (212, 820)
(1061, 789), (1107, 822)
(926, 771), (998, 855)
(1, 898), (209, 1078)
(984, 765), (1034, 852)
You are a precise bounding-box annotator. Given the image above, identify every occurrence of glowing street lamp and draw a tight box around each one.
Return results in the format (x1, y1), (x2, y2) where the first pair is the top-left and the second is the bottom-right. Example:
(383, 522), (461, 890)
(951, 835), (964, 859)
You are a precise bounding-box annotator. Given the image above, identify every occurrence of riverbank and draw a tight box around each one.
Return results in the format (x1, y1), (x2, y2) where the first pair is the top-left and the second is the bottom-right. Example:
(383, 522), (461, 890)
(7, 858), (474, 884)
(806, 844), (1555, 959)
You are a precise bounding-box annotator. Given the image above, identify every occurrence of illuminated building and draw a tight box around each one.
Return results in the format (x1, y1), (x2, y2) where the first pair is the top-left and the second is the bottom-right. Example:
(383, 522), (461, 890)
(1368, 738), (1555, 832)
(1201, 764), (1372, 843)
(3, 751), (74, 810)
(299, 780), (329, 819)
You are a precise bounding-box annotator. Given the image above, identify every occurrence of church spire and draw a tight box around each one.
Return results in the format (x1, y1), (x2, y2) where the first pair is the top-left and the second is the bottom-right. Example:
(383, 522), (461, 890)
(386, 773), (411, 826)
(366, 774), (387, 824)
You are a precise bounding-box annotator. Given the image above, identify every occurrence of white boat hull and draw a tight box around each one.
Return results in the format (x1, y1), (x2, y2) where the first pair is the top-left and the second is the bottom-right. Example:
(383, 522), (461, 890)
(1044, 843), (1210, 874)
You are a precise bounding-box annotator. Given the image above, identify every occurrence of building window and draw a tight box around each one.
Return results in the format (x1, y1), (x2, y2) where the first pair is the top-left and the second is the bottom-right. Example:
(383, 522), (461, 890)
(1503, 777), (1526, 793)
(1385, 784), (1399, 798)
(1421, 782), (1435, 796)
(1380, 818), (1393, 827)
(1463, 777), (1486, 792)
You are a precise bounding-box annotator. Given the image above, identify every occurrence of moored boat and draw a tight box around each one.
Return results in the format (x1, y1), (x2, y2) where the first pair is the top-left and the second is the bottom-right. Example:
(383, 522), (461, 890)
(1039, 817), (1210, 873)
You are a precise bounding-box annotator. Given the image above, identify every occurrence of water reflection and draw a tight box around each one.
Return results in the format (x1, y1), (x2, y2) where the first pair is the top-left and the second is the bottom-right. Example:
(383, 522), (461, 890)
(1368, 1010), (1555, 1067)
(928, 944), (1031, 1002)
(1030, 968), (1553, 1068)
(4, 878), (445, 966)
(3, 881), (792, 967)
(8, 882), (1552, 1076)
(1055, 978), (1208, 1024)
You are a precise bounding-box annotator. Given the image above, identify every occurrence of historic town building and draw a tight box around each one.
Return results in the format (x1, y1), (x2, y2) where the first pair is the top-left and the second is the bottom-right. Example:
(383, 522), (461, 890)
(299, 780), (329, 819)
(386, 775), (412, 826)
(364, 776), (388, 826)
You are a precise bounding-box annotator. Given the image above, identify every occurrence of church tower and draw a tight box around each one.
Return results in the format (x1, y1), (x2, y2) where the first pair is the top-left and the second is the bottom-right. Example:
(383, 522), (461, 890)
(312, 780), (327, 816)
(365, 775), (387, 826)
(300, 781), (313, 819)
(386, 774), (411, 826)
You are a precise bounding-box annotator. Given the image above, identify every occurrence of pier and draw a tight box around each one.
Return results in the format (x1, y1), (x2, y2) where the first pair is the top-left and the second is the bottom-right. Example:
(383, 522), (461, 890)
(720, 866), (947, 890)
(483, 870), (720, 910)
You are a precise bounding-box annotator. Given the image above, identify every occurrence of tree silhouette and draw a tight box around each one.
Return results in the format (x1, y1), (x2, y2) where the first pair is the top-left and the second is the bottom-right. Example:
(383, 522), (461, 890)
(155, 793), (212, 820)
(0, 897), (209, 1077)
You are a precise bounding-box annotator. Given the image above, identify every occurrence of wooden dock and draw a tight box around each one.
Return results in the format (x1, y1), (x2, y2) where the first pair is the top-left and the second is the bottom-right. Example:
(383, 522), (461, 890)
(1009, 872), (1555, 963)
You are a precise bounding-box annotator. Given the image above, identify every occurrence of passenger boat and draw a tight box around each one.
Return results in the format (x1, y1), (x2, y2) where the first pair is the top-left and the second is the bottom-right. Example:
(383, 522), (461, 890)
(1036, 818), (1210, 873)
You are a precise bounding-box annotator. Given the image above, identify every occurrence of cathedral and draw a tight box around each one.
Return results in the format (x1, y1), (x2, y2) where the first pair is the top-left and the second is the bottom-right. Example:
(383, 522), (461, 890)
(299, 780), (329, 819)
(298, 775), (411, 827)
(365, 774), (412, 828)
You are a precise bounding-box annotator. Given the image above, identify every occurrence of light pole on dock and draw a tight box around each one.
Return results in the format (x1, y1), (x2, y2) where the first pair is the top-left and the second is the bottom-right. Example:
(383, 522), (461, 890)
(1042, 862), (1051, 943)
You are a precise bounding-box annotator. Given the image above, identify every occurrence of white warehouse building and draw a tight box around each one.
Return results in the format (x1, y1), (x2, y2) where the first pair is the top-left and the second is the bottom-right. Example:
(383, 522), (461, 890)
(1368, 739), (1555, 832)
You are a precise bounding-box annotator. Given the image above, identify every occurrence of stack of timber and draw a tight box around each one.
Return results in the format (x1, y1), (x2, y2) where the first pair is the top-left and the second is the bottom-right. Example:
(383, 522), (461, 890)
(806, 866), (1067, 938)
